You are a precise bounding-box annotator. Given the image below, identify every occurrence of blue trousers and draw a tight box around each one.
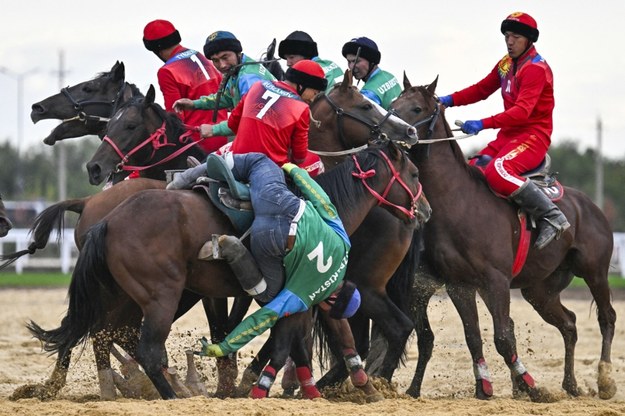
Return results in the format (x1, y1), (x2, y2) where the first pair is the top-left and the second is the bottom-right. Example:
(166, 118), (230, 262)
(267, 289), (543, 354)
(231, 153), (301, 301)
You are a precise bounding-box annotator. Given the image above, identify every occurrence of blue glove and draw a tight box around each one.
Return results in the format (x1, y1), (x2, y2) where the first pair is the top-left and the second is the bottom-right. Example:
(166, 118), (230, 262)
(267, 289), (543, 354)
(195, 336), (225, 358)
(461, 120), (484, 135)
(438, 95), (453, 107)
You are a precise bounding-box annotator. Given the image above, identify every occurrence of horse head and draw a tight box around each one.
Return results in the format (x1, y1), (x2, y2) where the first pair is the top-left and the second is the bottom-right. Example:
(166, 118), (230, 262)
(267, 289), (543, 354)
(31, 61), (141, 145)
(86, 85), (196, 185)
(308, 69), (418, 168)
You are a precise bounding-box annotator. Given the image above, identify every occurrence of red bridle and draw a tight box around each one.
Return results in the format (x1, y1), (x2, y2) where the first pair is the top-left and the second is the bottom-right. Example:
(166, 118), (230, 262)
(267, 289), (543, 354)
(102, 121), (200, 173)
(351, 149), (422, 220)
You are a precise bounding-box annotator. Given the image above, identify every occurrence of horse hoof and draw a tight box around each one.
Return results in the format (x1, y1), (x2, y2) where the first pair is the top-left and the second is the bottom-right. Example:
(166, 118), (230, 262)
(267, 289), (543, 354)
(598, 361), (617, 399)
(356, 380), (384, 403)
(10, 383), (55, 401)
(475, 379), (493, 400)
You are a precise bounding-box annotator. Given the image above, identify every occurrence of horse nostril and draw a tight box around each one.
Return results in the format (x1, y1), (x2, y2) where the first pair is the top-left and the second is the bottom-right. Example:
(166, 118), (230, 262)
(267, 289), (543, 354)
(407, 126), (418, 140)
(31, 103), (45, 114)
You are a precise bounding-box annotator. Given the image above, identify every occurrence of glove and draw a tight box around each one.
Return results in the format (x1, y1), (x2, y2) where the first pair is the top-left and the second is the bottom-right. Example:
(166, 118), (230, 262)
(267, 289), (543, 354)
(195, 336), (225, 357)
(461, 120), (484, 135)
(438, 95), (453, 107)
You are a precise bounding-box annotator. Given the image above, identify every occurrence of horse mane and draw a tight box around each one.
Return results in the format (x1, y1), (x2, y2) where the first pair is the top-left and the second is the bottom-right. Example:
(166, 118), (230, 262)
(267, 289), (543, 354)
(315, 146), (396, 214)
(117, 96), (187, 141)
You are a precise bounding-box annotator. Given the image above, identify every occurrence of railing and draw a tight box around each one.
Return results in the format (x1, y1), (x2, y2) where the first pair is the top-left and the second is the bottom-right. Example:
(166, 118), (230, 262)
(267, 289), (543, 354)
(0, 228), (78, 274)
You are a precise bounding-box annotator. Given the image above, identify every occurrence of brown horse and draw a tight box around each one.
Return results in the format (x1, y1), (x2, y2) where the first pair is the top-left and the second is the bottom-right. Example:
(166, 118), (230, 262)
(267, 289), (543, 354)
(8, 70), (421, 400)
(0, 193), (13, 237)
(32, 139), (428, 399)
(389, 75), (616, 401)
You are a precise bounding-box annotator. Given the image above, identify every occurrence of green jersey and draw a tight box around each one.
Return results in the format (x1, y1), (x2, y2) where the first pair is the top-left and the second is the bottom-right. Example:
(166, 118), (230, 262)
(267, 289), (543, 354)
(313, 57), (344, 92)
(361, 67), (401, 110)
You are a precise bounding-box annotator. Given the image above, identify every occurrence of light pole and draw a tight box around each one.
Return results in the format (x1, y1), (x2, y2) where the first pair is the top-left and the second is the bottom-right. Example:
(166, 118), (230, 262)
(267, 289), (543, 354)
(0, 66), (39, 155)
(0, 66), (39, 196)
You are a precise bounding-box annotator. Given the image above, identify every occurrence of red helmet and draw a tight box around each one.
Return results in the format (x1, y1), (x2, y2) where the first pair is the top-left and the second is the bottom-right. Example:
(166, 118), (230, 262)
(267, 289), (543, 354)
(143, 20), (181, 52)
(500, 12), (539, 42)
(285, 59), (328, 91)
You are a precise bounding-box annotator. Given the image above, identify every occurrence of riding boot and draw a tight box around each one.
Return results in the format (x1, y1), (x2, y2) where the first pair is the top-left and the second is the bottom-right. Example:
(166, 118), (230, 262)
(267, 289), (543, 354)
(166, 164), (207, 190)
(198, 235), (267, 298)
(509, 180), (571, 250)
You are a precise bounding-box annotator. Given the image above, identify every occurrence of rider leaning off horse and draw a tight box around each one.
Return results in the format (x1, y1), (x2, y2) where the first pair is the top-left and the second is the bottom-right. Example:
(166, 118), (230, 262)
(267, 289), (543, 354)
(173, 30), (276, 140)
(438, 11), (570, 249)
(170, 152), (363, 398)
(278, 30), (344, 92)
(341, 36), (401, 110)
(142, 19), (228, 153)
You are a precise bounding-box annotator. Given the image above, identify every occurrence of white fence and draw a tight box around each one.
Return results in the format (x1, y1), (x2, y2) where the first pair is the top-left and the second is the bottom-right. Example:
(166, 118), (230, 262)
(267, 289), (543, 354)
(1, 229), (625, 277)
(0, 228), (78, 274)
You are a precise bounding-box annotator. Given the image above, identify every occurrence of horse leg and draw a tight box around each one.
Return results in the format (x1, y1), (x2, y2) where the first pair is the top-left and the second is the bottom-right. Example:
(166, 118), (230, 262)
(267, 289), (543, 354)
(446, 285), (494, 400)
(405, 275), (439, 398)
(9, 349), (71, 400)
(578, 269), (617, 399)
(201, 297), (239, 398)
(520, 278), (583, 397)
(135, 302), (179, 399)
(479, 279), (547, 402)
(318, 309), (384, 402)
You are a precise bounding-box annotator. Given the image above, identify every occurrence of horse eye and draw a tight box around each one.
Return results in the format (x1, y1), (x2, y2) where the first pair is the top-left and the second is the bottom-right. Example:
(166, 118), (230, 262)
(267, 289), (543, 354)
(362, 103), (373, 111)
(412, 108), (423, 115)
(82, 85), (94, 94)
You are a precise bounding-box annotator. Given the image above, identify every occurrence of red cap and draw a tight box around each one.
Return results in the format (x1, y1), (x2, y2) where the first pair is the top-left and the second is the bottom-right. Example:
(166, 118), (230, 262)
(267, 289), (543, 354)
(143, 20), (181, 52)
(501, 12), (539, 42)
(291, 59), (325, 79)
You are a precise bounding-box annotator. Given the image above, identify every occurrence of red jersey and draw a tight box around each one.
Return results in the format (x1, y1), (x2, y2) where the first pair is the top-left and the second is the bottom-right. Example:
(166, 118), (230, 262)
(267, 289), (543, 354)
(158, 45), (229, 153)
(228, 80), (309, 166)
(450, 45), (554, 152)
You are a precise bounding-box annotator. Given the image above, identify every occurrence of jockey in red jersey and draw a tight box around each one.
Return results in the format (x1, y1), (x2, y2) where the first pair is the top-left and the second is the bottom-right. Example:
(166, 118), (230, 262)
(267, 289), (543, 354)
(438, 12), (570, 250)
(143, 19), (228, 153)
(227, 59), (326, 176)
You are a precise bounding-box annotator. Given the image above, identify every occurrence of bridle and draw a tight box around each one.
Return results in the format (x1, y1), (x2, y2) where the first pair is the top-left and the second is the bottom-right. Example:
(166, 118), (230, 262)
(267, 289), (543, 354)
(351, 149), (423, 220)
(60, 77), (128, 127)
(102, 104), (200, 174)
(310, 92), (395, 157)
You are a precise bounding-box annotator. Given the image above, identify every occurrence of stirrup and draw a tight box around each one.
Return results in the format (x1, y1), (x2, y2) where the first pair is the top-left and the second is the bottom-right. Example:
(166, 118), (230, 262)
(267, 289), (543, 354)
(198, 234), (223, 261)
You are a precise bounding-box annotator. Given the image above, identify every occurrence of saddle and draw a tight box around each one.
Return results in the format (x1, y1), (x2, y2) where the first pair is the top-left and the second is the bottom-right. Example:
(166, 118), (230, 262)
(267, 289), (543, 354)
(470, 153), (564, 201)
(192, 154), (254, 234)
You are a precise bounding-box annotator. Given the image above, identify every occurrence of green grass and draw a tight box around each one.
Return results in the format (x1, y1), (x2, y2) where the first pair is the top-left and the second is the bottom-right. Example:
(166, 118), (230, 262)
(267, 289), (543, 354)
(0, 271), (623, 289)
(0, 271), (71, 288)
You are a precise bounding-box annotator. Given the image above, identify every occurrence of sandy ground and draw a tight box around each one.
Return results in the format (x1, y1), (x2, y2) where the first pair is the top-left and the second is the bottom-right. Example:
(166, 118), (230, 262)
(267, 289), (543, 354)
(0, 287), (623, 416)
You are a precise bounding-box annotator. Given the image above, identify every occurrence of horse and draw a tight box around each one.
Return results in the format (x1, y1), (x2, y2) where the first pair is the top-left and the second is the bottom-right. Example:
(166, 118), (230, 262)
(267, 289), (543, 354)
(8, 70), (422, 400)
(31, 138), (428, 400)
(0, 193), (13, 237)
(388, 74), (617, 401)
(30, 61), (139, 146)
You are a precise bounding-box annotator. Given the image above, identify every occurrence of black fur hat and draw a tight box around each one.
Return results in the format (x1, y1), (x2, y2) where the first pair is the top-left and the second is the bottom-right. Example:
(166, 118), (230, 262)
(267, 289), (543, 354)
(278, 31), (319, 59)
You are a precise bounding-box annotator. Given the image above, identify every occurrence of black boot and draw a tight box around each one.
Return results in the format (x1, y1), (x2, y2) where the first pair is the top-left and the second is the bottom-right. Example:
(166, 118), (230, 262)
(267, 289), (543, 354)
(509, 180), (570, 250)
(198, 235), (268, 299)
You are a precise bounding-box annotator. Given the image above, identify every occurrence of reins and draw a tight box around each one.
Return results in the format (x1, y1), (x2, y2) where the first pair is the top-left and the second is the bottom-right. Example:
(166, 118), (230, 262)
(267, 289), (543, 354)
(60, 77), (128, 126)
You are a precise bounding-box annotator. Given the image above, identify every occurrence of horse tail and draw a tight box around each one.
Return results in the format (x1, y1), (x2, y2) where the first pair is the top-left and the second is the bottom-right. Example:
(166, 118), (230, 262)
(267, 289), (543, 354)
(27, 220), (113, 360)
(0, 198), (86, 270)
(312, 310), (334, 374)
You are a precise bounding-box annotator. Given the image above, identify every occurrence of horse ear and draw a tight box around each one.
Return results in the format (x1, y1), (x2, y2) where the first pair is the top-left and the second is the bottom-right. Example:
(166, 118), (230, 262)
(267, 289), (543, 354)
(340, 70), (353, 92)
(146, 85), (156, 105)
(112, 61), (125, 82)
(427, 75), (439, 94)
(403, 71), (412, 90)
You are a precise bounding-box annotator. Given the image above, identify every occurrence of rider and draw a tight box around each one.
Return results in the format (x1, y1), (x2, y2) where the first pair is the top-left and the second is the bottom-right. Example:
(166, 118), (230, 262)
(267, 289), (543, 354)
(167, 59), (327, 185)
(437, 12), (570, 250)
(142, 19), (228, 153)
(193, 152), (362, 397)
(341, 37), (401, 109)
(172, 30), (276, 141)
(278, 30), (343, 92)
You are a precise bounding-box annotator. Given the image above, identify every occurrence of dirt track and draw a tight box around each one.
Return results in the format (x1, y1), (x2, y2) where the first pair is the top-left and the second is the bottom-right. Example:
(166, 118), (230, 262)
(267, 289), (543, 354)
(0, 287), (623, 415)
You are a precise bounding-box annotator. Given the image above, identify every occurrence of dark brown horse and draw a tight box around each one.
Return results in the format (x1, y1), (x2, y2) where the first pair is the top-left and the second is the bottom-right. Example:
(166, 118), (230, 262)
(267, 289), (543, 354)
(389, 75), (616, 401)
(31, 61), (138, 146)
(8, 70), (422, 400)
(0, 194), (13, 237)
(32, 139), (428, 399)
